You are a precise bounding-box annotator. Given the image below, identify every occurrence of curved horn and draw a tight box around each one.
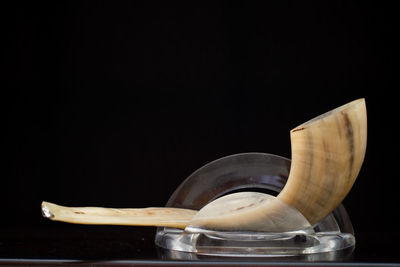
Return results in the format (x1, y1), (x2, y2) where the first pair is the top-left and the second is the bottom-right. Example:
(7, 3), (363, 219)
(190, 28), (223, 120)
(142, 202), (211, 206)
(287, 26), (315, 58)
(188, 98), (367, 231)
(278, 98), (367, 225)
(42, 99), (367, 231)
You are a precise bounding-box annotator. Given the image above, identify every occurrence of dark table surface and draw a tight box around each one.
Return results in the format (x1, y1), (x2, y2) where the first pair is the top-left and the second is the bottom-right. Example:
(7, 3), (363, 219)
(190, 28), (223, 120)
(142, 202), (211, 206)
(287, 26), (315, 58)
(0, 225), (399, 266)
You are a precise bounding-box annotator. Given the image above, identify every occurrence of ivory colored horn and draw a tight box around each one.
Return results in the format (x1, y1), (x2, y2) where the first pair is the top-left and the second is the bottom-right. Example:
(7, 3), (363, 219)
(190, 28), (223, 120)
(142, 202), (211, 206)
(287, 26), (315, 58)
(42, 99), (367, 230)
(187, 98), (367, 231)
(278, 98), (367, 225)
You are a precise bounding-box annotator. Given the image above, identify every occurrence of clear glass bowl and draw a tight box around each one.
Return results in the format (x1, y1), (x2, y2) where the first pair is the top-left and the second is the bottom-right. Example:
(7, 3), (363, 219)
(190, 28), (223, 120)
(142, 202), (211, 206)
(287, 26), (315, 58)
(155, 153), (355, 259)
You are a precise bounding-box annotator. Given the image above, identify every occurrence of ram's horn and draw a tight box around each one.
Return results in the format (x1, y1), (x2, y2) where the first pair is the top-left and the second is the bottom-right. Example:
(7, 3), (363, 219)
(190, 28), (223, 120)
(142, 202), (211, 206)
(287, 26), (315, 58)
(42, 99), (367, 231)
(278, 98), (367, 225)
(188, 98), (367, 231)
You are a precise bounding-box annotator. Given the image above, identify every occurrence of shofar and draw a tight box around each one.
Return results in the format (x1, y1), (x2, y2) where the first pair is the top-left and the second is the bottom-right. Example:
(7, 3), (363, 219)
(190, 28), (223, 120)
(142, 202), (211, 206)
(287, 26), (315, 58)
(42, 98), (367, 232)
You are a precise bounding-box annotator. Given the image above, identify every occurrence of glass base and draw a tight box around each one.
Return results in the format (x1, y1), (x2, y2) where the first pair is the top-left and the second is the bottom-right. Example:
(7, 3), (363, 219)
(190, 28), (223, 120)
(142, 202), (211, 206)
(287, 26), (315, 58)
(156, 227), (354, 258)
(155, 153), (356, 258)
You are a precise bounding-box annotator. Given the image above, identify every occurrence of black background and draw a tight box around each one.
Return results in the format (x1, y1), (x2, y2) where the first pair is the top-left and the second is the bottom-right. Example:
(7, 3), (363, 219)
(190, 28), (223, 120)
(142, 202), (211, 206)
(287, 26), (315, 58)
(1, 0), (398, 257)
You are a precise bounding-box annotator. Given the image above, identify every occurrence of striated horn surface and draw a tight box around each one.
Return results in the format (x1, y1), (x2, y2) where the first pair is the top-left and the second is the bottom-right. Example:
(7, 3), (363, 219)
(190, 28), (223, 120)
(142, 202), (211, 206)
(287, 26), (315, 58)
(188, 98), (367, 231)
(41, 99), (367, 231)
(186, 192), (311, 232)
(278, 98), (367, 225)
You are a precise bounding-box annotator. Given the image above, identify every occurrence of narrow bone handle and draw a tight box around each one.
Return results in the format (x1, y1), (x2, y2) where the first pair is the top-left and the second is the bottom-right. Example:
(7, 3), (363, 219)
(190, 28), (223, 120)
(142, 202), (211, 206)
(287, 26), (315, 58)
(41, 201), (197, 229)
